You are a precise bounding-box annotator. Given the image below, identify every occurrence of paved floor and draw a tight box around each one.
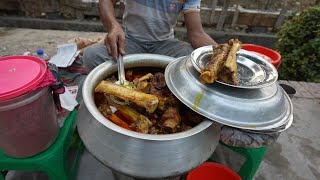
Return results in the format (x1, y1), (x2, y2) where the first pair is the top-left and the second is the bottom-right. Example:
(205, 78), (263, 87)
(1, 28), (320, 180)
(255, 97), (320, 180)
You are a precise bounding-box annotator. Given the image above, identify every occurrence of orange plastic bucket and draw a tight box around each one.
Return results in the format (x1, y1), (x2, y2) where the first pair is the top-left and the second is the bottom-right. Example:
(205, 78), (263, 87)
(187, 162), (242, 180)
(242, 44), (281, 70)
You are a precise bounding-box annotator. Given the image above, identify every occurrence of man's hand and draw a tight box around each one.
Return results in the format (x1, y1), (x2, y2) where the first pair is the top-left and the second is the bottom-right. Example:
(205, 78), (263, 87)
(99, 0), (125, 61)
(105, 24), (126, 60)
(188, 31), (217, 49)
(184, 12), (217, 49)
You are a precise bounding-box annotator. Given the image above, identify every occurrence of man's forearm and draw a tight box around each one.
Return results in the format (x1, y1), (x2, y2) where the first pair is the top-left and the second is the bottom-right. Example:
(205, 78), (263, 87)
(184, 12), (217, 48)
(99, 0), (120, 31)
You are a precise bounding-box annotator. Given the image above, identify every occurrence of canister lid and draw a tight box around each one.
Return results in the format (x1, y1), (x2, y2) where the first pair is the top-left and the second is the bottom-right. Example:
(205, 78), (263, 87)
(0, 56), (47, 101)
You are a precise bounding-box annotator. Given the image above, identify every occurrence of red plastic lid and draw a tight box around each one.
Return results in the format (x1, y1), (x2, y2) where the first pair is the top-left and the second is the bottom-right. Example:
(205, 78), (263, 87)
(187, 162), (242, 180)
(0, 56), (47, 101)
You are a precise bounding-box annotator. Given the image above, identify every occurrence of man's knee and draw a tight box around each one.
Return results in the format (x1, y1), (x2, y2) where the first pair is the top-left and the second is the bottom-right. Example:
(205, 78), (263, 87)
(83, 43), (109, 72)
(178, 43), (194, 57)
(83, 45), (98, 72)
(164, 40), (194, 58)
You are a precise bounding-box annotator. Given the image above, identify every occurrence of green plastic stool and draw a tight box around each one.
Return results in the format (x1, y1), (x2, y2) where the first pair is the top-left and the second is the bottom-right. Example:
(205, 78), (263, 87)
(218, 141), (267, 180)
(0, 110), (84, 180)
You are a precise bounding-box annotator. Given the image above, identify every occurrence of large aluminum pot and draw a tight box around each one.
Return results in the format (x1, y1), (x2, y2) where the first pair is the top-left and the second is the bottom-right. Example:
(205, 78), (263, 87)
(77, 54), (221, 179)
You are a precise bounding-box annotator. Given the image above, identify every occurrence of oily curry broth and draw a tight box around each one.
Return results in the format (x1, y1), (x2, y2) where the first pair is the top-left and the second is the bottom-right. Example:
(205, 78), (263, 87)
(95, 67), (203, 134)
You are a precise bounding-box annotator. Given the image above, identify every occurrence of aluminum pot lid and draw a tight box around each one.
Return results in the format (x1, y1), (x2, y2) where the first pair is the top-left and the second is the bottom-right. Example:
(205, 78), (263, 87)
(165, 56), (293, 130)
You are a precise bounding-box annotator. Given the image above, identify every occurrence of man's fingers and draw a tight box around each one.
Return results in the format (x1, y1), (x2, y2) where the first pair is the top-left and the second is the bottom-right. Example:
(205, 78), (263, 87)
(110, 43), (118, 61)
(118, 34), (126, 55)
(105, 38), (111, 55)
(107, 35), (118, 61)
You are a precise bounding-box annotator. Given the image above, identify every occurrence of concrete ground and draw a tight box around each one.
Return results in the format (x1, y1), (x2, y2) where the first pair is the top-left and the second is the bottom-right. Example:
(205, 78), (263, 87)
(1, 28), (319, 180)
(255, 97), (320, 180)
(0, 27), (105, 57)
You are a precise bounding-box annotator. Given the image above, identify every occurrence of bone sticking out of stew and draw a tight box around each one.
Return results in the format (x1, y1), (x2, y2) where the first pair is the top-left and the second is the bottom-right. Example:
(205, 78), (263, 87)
(106, 96), (152, 134)
(94, 68), (204, 134)
(95, 81), (159, 114)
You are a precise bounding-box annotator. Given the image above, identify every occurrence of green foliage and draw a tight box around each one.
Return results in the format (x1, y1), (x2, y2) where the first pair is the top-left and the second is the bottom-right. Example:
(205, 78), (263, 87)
(276, 6), (320, 82)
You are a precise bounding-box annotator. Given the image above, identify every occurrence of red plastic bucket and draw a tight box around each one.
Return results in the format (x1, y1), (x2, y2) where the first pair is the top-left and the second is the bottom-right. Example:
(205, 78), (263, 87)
(187, 162), (242, 180)
(242, 44), (281, 70)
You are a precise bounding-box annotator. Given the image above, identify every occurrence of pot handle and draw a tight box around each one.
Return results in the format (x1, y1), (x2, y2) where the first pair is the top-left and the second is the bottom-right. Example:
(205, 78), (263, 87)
(279, 84), (296, 99)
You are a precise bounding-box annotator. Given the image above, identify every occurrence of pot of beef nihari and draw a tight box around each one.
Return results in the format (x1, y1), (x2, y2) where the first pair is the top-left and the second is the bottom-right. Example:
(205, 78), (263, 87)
(77, 54), (220, 179)
(77, 39), (292, 179)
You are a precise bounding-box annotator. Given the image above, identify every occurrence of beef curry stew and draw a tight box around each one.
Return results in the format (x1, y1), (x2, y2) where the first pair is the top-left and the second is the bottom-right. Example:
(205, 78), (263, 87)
(95, 67), (203, 134)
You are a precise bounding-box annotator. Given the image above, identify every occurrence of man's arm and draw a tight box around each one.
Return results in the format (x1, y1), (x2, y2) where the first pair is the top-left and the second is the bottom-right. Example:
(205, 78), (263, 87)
(184, 12), (217, 49)
(99, 0), (125, 60)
